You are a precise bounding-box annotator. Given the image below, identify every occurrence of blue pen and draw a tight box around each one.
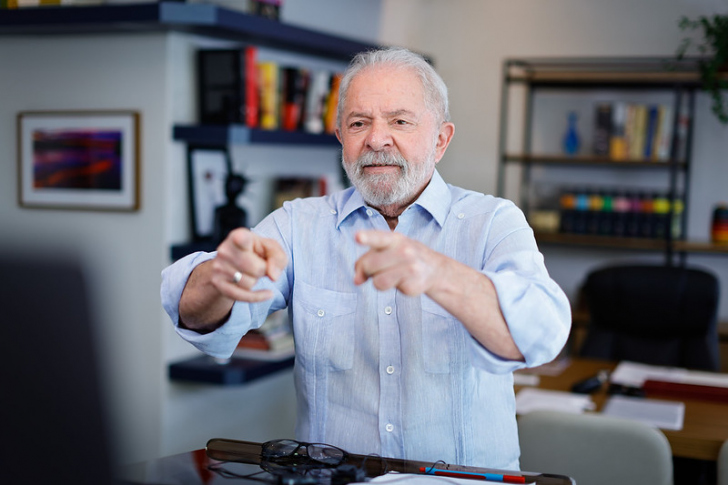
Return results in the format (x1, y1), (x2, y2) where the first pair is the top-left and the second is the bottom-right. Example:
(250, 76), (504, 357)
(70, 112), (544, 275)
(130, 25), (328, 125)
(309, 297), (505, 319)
(420, 466), (526, 484)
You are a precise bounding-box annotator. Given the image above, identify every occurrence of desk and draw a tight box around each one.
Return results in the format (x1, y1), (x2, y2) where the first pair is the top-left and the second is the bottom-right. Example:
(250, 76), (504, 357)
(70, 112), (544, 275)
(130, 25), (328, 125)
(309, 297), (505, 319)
(119, 439), (575, 485)
(515, 357), (728, 462)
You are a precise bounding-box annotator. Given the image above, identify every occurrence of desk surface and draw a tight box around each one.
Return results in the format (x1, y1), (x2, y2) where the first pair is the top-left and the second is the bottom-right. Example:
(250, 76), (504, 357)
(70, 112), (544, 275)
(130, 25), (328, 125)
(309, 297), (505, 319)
(119, 440), (574, 485)
(515, 357), (728, 462)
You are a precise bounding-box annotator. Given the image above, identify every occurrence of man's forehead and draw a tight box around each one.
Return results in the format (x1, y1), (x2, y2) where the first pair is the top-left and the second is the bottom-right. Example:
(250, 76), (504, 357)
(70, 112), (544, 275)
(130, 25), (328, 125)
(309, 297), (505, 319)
(345, 67), (427, 114)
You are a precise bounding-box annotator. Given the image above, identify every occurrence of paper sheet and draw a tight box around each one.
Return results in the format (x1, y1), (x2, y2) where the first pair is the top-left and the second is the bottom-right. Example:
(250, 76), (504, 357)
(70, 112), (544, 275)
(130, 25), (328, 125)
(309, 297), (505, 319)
(602, 394), (685, 430)
(515, 387), (595, 415)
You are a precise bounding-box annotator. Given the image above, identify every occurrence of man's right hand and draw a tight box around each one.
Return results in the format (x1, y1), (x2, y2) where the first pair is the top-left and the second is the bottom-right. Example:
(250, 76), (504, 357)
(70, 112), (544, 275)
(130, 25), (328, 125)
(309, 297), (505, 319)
(179, 228), (288, 332)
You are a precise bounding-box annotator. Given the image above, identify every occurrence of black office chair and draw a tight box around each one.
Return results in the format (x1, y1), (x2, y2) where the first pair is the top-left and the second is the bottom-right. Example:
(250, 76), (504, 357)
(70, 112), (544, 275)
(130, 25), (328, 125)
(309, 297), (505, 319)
(578, 264), (720, 371)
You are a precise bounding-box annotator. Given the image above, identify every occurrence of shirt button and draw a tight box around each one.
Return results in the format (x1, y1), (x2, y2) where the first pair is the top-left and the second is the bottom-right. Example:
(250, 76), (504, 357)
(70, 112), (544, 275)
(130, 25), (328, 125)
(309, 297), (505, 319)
(317, 309), (325, 317)
(366, 209), (373, 217)
(330, 209), (337, 214)
(457, 213), (465, 219)
(385, 424), (394, 432)
(386, 366), (395, 375)
(384, 306), (392, 315)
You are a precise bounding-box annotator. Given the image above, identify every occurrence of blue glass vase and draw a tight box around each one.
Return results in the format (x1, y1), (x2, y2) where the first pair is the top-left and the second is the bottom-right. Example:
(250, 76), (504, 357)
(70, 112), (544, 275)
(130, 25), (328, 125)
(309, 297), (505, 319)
(562, 111), (580, 155)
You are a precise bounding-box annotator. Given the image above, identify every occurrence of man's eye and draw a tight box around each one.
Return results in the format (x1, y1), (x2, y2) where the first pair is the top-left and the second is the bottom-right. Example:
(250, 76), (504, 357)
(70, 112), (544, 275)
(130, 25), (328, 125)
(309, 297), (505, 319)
(349, 121), (365, 128)
(394, 119), (409, 125)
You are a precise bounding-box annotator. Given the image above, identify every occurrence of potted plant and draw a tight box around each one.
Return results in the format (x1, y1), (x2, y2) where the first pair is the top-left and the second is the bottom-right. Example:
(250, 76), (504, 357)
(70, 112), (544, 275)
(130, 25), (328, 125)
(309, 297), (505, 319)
(677, 14), (728, 124)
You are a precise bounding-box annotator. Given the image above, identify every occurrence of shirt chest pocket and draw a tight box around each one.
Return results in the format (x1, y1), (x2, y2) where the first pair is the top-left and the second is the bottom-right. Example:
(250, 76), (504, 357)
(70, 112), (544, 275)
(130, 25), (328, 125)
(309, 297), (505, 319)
(293, 281), (357, 371)
(421, 297), (462, 374)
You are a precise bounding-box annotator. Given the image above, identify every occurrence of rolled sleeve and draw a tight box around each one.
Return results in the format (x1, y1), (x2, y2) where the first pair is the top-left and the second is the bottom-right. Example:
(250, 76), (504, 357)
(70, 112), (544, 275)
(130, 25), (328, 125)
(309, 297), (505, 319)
(160, 251), (253, 358)
(467, 203), (571, 373)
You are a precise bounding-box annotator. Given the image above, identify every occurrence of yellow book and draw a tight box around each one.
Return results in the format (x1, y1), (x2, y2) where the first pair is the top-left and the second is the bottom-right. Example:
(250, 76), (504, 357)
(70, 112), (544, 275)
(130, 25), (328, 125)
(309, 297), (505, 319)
(628, 104), (647, 160)
(258, 61), (280, 130)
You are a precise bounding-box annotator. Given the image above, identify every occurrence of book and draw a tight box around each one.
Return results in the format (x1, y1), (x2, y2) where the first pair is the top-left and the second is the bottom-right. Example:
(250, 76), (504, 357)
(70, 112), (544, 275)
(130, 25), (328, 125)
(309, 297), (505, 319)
(234, 309), (294, 360)
(642, 105), (659, 160)
(609, 102), (628, 161)
(628, 104), (647, 160)
(243, 46), (259, 128)
(654, 104), (673, 161)
(323, 72), (342, 134)
(258, 60), (280, 130)
(303, 70), (331, 134)
(592, 103), (612, 156)
(197, 47), (258, 125)
(280, 67), (307, 131)
(272, 176), (327, 209)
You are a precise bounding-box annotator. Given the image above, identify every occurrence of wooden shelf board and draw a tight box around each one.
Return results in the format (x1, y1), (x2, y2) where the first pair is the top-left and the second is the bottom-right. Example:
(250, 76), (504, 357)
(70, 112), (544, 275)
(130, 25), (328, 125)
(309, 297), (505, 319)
(0, 1), (378, 60)
(535, 232), (669, 251)
(504, 153), (687, 168)
(173, 124), (340, 147)
(169, 354), (294, 385)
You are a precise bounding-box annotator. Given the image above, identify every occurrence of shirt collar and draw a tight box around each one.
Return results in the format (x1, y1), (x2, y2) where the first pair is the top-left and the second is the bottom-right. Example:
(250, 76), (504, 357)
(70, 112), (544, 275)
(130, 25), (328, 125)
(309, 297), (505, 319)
(336, 169), (451, 229)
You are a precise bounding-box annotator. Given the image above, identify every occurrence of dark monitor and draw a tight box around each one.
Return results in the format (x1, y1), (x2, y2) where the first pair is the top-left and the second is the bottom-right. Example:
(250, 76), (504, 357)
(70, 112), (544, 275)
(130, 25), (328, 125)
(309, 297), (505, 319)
(0, 251), (115, 484)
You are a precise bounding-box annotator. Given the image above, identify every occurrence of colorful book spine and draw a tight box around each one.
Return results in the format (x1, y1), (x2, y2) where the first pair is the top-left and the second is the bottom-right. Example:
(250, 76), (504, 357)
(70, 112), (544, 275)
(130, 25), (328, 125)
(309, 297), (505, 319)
(303, 70), (331, 134)
(592, 103), (612, 157)
(244, 46), (259, 128)
(323, 73), (342, 134)
(609, 102), (628, 161)
(643, 105), (659, 160)
(258, 60), (280, 130)
(655, 105), (673, 161)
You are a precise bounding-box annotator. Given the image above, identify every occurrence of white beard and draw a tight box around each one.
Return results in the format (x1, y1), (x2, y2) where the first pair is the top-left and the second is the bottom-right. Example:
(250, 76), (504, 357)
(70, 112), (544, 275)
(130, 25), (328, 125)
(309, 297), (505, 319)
(342, 148), (436, 207)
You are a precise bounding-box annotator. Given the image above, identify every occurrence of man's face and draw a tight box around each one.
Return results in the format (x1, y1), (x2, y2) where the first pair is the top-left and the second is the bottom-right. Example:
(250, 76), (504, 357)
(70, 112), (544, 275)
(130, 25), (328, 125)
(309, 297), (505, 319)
(336, 66), (452, 208)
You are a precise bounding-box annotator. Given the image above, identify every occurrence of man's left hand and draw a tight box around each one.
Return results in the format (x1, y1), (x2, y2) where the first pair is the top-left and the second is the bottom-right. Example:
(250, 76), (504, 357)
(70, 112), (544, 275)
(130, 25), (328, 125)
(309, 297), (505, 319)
(353, 230), (443, 296)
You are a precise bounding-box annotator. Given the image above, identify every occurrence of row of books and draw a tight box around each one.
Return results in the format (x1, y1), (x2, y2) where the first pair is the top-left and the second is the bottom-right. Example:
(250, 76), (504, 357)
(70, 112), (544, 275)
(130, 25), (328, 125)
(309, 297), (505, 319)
(592, 101), (689, 162)
(198, 46), (342, 135)
(558, 187), (684, 239)
(234, 309), (294, 361)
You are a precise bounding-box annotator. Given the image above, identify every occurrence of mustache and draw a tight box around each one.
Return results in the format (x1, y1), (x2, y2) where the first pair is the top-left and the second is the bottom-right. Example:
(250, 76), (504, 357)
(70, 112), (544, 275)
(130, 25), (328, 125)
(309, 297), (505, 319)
(355, 150), (407, 169)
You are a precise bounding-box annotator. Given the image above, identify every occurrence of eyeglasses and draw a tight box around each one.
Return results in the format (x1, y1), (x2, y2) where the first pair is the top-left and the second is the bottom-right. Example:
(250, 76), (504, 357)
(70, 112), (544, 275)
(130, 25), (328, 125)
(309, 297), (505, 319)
(261, 439), (348, 468)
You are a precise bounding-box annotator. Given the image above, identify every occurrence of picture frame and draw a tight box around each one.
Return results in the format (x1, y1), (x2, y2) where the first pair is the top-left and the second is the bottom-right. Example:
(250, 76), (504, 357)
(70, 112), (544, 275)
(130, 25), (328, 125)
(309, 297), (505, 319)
(18, 110), (140, 211)
(187, 147), (229, 241)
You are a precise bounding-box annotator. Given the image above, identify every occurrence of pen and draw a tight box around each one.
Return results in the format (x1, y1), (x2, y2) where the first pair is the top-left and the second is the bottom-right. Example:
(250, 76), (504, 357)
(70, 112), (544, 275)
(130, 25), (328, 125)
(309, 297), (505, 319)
(420, 467), (527, 484)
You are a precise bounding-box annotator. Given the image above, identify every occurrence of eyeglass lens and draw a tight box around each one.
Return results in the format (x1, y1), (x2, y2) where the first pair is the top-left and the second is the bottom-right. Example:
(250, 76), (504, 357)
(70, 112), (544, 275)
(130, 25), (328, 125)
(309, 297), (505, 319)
(263, 440), (345, 466)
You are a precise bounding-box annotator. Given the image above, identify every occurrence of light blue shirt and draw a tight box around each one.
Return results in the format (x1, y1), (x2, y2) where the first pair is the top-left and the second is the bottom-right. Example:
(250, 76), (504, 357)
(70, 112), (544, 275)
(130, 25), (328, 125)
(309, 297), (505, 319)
(161, 170), (571, 470)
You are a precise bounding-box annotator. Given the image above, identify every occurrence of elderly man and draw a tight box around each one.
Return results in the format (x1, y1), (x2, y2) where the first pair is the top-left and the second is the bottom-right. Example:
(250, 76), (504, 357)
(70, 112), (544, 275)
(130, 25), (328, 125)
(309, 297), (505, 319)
(162, 46), (570, 470)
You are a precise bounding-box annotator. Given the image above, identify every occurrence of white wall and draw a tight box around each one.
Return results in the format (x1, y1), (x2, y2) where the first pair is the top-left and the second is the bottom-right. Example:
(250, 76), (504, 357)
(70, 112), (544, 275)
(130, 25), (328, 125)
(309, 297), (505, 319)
(0, 0), (382, 467)
(379, 0), (728, 317)
(0, 33), (170, 464)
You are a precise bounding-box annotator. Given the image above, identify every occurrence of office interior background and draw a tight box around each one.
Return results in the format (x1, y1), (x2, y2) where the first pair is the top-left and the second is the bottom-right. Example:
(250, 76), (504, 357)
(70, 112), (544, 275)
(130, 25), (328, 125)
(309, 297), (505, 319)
(1, 0), (727, 467)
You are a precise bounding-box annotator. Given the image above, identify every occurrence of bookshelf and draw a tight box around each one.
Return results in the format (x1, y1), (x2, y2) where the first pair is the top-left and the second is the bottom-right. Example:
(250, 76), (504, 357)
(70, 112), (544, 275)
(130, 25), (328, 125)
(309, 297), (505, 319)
(497, 57), (728, 261)
(0, 1), (382, 386)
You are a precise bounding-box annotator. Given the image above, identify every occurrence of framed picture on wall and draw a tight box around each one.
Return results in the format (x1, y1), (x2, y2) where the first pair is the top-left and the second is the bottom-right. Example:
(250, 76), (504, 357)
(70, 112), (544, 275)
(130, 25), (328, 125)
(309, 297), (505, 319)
(188, 147), (229, 241)
(17, 110), (140, 211)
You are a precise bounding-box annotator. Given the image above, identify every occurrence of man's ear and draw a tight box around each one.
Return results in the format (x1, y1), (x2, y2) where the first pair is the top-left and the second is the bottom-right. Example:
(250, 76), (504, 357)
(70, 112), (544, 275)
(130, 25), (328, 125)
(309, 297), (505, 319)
(335, 128), (343, 145)
(434, 122), (455, 163)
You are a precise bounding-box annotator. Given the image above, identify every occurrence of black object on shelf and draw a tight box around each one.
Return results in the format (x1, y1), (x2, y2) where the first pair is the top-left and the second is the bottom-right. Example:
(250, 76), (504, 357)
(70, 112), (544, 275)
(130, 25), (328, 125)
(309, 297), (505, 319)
(169, 355), (294, 385)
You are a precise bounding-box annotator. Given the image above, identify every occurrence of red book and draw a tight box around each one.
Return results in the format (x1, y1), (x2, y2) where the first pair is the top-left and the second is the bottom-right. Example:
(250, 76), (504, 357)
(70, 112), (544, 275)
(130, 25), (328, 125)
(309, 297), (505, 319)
(244, 46), (259, 128)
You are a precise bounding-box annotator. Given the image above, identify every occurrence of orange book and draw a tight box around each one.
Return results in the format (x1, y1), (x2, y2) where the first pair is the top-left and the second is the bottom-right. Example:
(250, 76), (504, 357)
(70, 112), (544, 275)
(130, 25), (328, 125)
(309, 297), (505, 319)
(323, 73), (342, 134)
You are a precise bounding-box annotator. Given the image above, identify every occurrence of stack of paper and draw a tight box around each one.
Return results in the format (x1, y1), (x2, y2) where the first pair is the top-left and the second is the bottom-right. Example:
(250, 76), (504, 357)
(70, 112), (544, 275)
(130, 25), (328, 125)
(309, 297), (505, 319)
(515, 388), (595, 415)
(602, 394), (685, 431)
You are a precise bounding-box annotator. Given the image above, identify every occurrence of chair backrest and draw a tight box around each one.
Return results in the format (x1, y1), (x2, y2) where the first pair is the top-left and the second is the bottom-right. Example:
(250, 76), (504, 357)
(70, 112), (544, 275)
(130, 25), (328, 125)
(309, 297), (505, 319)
(0, 251), (115, 484)
(518, 410), (673, 485)
(719, 439), (728, 485)
(579, 264), (720, 371)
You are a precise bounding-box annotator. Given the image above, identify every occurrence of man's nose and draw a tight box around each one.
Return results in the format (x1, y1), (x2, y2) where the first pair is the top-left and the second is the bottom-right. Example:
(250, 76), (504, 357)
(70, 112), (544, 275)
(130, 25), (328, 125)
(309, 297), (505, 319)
(365, 120), (393, 151)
